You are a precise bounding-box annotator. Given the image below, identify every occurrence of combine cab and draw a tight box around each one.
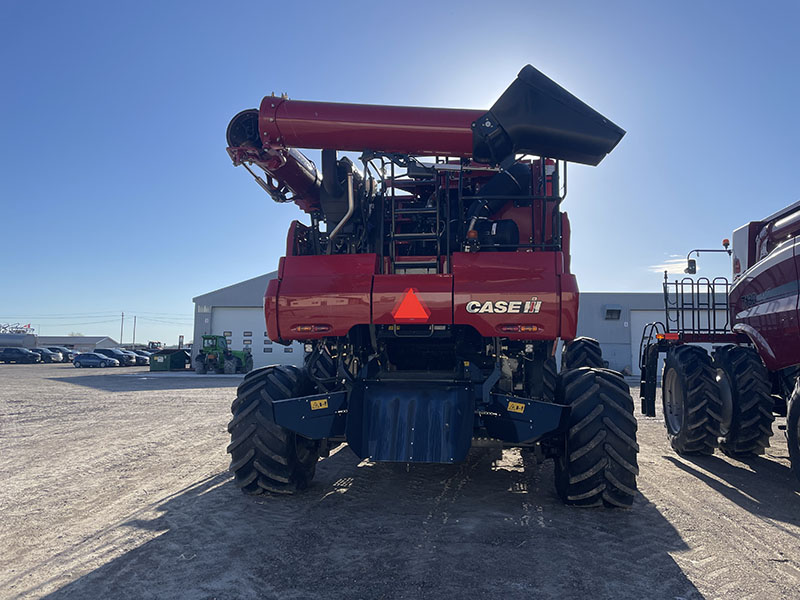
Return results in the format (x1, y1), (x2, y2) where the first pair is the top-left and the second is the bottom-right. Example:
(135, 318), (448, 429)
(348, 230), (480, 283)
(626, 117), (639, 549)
(225, 65), (639, 506)
(640, 201), (800, 480)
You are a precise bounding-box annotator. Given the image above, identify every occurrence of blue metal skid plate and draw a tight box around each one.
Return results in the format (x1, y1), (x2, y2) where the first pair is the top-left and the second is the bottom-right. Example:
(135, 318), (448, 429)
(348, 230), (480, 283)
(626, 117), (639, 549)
(482, 393), (568, 444)
(271, 390), (348, 440)
(346, 382), (474, 463)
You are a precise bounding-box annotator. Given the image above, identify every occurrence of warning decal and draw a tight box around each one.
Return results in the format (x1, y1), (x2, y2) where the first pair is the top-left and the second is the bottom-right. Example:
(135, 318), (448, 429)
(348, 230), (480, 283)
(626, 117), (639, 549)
(391, 288), (431, 321)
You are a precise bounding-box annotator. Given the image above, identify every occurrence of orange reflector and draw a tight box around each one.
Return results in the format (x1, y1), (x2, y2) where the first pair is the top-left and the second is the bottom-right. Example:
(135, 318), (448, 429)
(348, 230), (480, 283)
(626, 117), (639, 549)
(656, 333), (665, 340)
(392, 288), (431, 321)
(292, 324), (331, 333)
(498, 324), (540, 333)
(467, 229), (478, 239)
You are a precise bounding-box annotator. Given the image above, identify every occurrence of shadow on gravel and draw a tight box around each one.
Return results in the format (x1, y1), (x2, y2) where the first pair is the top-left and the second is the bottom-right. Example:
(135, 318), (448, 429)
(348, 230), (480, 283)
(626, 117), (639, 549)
(666, 454), (800, 525)
(48, 373), (241, 392)
(42, 448), (704, 600)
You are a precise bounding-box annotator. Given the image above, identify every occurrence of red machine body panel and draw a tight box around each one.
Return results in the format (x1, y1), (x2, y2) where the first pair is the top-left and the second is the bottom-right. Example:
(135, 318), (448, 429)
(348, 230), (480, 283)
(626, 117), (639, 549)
(268, 254), (377, 340)
(259, 98), (483, 157)
(729, 237), (800, 371)
(268, 251), (577, 342)
(452, 252), (572, 340)
(372, 275), (453, 325)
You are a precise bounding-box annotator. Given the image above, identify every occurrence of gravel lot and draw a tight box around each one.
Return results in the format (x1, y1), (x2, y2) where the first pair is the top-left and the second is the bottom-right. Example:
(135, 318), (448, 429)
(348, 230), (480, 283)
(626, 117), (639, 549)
(1, 363), (798, 600)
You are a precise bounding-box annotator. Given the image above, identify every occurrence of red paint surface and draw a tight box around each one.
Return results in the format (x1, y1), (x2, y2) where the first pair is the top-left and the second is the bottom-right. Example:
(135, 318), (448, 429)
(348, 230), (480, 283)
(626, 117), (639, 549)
(729, 237), (800, 370)
(259, 98), (483, 156)
(271, 254), (376, 339)
(266, 247), (578, 341)
(452, 252), (567, 339)
(373, 275), (452, 325)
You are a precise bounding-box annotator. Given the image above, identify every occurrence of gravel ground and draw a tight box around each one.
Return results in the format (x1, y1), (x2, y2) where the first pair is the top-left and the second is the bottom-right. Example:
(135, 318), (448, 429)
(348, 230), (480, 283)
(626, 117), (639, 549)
(1, 363), (798, 600)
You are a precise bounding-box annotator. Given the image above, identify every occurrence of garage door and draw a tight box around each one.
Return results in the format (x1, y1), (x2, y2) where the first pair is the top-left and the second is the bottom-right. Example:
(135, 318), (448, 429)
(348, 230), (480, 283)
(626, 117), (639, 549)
(211, 307), (304, 370)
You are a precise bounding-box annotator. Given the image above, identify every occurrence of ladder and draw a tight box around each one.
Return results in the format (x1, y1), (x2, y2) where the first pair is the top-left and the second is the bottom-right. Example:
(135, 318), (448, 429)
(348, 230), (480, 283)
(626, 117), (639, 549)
(388, 176), (443, 274)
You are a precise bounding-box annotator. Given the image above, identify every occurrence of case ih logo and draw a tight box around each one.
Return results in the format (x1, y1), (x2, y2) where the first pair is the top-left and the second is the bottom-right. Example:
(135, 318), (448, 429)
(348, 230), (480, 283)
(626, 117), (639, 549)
(466, 297), (542, 314)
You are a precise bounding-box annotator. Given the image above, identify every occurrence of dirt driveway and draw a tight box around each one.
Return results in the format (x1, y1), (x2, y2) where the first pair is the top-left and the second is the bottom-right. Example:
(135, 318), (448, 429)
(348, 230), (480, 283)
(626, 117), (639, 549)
(1, 364), (798, 599)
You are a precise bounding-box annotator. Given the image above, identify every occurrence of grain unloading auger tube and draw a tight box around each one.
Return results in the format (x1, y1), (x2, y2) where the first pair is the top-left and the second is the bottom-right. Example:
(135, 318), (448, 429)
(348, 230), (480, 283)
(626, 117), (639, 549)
(226, 64), (625, 213)
(224, 65), (638, 508)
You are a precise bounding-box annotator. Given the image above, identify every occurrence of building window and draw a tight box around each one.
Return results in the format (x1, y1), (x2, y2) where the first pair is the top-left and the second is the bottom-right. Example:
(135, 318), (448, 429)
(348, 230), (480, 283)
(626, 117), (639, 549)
(223, 331), (232, 337)
(603, 305), (622, 320)
(264, 340), (272, 345)
(264, 347), (273, 353)
(284, 347), (293, 353)
(264, 332), (268, 337)
(243, 331), (252, 337)
(243, 339), (252, 345)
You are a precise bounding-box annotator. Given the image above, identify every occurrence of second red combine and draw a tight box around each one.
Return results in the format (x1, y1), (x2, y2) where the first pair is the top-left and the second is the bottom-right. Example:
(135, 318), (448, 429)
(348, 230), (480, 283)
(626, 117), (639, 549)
(226, 65), (636, 507)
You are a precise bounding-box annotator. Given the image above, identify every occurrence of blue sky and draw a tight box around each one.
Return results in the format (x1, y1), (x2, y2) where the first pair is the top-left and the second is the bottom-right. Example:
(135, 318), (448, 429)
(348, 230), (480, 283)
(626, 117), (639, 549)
(2, 1), (798, 343)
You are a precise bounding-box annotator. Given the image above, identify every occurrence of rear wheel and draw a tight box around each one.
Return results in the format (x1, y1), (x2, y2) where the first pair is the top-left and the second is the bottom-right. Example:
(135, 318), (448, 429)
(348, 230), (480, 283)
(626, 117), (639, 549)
(662, 345), (722, 455)
(713, 345), (774, 456)
(562, 337), (604, 370)
(787, 379), (800, 482)
(523, 347), (557, 403)
(227, 365), (319, 494)
(554, 368), (639, 507)
(244, 355), (254, 373)
(74, 362), (81, 368)
(224, 358), (238, 375)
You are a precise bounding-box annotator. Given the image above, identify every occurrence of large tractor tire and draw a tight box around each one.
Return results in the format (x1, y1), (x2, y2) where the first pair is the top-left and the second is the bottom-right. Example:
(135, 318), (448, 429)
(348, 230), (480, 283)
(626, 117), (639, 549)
(223, 358), (238, 375)
(554, 368), (639, 508)
(244, 355), (254, 373)
(523, 350), (557, 403)
(195, 358), (207, 374)
(306, 346), (338, 392)
(227, 365), (320, 495)
(662, 345), (722, 455)
(787, 379), (800, 482)
(713, 345), (774, 456)
(561, 337), (604, 370)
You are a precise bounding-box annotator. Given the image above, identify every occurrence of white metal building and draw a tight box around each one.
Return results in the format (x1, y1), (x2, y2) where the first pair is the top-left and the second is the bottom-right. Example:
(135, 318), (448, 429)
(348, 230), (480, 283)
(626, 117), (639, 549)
(193, 273), (705, 376)
(192, 273), (303, 370)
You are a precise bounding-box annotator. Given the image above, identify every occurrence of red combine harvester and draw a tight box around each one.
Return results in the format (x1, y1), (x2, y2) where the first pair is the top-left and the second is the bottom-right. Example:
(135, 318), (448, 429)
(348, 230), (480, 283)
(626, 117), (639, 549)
(226, 65), (638, 506)
(640, 201), (800, 480)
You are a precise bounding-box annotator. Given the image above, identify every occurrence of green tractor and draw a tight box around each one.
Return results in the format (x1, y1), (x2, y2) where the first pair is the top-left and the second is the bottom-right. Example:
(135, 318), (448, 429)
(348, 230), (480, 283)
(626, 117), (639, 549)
(195, 335), (253, 375)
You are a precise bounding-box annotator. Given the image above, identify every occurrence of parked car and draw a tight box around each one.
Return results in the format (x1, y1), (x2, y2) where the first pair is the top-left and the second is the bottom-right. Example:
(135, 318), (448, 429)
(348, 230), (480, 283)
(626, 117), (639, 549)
(94, 348), (135, 366)
(127, 350), (150, 366)
(0, 347), (41, 364)
(47, 346), (77, 362)
(118, 349), (147, 366)
(31, 348), (63, 363)
(73, 353), (119, 368)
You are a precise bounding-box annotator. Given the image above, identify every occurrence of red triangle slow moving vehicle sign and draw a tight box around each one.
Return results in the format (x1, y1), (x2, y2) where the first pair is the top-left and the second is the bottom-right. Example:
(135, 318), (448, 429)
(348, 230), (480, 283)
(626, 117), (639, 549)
(392, 288), (431, 321)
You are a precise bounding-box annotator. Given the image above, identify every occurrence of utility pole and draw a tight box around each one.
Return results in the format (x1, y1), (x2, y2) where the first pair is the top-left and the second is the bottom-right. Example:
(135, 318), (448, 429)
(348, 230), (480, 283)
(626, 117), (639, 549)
(132, 316), (137, 349)
(120, 312), (124, 346)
